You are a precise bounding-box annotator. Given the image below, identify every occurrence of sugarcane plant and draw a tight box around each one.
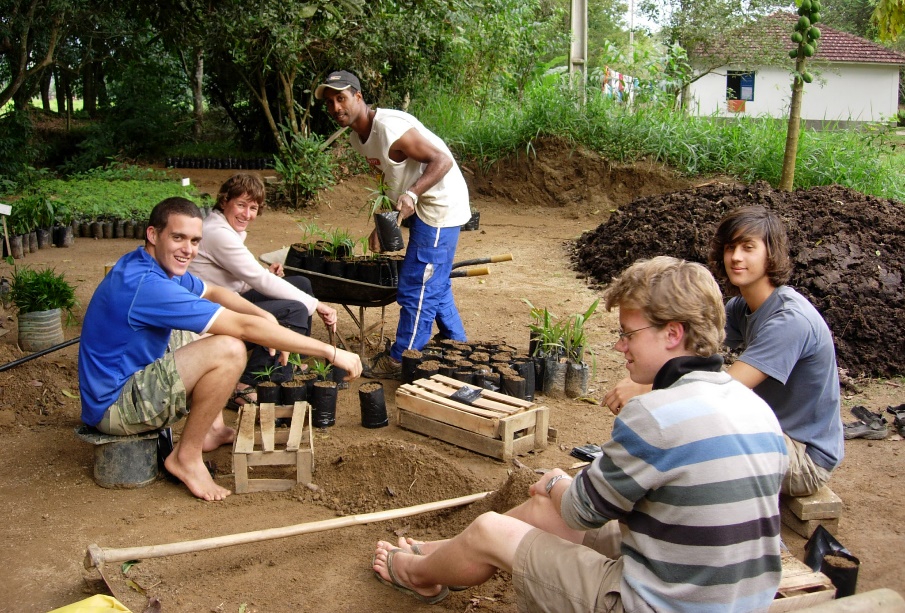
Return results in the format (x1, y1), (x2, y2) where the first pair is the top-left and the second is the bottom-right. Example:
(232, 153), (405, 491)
(561, 299), (599, 365)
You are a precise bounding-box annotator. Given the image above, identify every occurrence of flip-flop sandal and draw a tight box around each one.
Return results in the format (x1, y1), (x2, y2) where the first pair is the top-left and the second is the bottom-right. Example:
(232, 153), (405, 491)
(373, 549), (449, 605)
(410, 543), (468, 591)
(226, 386), (257, 411)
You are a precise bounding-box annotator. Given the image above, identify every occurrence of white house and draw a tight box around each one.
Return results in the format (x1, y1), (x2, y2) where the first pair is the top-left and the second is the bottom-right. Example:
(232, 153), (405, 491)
(687, 13), (905, 125)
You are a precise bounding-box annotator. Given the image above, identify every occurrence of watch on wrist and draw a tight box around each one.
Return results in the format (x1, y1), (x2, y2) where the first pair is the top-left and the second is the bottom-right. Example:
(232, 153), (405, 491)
(545, 474), (568, 495)
(404, 190), (418, 204)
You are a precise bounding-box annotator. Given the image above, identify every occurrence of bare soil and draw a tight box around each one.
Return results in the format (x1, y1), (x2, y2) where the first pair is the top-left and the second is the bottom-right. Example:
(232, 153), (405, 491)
(1, 138), (903, 612)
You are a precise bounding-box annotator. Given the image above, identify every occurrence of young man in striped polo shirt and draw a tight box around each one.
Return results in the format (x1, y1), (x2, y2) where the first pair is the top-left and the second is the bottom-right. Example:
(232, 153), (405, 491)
(371, 256), (788, 611)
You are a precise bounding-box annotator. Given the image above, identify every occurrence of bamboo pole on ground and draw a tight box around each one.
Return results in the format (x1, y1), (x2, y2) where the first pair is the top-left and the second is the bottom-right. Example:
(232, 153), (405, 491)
(85, 491), (490, 569)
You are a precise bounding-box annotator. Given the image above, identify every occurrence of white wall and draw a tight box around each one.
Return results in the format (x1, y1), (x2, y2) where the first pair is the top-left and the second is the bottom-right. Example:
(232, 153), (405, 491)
(688, 63), (900, 123)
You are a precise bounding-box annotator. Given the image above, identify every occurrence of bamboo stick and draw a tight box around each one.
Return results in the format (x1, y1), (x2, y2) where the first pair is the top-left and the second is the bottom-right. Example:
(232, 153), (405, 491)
(85, 491), (490, 569)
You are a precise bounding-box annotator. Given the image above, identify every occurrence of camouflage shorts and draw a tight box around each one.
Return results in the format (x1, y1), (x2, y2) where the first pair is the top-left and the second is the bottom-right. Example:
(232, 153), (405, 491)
(96, 330), (197, 436)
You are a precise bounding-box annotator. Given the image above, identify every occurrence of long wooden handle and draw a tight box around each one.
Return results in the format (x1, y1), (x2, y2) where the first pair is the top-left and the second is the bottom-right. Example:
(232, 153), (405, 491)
(450, 266), (490, 278)
(84, 491), (490, 569)
(451, 254), (513, 269)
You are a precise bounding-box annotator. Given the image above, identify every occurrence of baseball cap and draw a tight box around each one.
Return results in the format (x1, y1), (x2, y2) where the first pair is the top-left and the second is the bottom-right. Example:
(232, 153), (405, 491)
(314, 71), (361, 100)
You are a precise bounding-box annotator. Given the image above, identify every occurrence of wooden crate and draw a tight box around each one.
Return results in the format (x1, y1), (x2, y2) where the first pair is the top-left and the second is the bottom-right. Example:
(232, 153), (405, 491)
(395, 374), (549, 461)
(770, 551), (835, 611)
(232, 401), (314, 494)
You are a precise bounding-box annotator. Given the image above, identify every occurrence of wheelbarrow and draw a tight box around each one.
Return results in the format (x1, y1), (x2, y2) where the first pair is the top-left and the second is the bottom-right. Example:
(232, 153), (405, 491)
(283, 253), (513, 358)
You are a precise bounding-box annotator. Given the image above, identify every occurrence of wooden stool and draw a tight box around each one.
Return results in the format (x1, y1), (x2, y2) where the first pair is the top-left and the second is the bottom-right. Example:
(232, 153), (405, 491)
(232, 401), (313, 494)
(781, 485), (843, 538)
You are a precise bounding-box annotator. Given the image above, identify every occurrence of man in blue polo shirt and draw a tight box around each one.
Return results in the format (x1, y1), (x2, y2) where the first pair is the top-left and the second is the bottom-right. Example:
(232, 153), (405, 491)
(79, 197), (361, 501)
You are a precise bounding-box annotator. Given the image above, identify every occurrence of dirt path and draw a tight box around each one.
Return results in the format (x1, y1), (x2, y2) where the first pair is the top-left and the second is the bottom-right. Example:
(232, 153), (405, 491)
(0, 145), (902, 612)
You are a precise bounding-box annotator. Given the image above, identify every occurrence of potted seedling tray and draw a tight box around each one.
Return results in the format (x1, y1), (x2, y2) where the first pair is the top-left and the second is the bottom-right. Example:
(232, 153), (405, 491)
(284, 266), (398, 307)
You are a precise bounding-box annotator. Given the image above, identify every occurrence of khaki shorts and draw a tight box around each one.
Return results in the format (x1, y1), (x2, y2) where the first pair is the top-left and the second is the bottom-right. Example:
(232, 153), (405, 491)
(96, 330), (196, 436)
(513, 523), (624, 613)
(783, 434), (832, 497)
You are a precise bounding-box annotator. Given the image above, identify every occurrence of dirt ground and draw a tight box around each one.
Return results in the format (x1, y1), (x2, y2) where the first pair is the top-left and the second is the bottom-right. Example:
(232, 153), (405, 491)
(1, 139), (903, 612)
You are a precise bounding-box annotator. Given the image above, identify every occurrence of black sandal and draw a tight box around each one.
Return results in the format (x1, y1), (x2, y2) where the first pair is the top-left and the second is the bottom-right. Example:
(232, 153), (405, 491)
(226, 386), (257, 411)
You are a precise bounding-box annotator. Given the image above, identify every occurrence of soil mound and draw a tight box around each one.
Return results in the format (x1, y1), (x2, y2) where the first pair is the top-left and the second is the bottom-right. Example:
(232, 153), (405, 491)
(570, 180), (905, 378)
(302, 440), (485, 516)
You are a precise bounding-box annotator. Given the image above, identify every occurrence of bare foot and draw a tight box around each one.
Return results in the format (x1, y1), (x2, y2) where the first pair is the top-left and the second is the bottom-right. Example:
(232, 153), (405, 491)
(202, 424), (236, 452)
(373, 541), (445, 601)
(164, 445), (231, 501)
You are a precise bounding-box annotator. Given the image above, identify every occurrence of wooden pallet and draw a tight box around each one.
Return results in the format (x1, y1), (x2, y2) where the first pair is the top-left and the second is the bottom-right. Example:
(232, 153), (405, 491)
(232, 401), (314, 494)
(770, 551), (835, 611)
(395, 374), (549, 461)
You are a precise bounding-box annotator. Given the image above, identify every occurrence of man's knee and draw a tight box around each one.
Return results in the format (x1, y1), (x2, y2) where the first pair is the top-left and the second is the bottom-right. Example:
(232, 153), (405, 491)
(466, 512), (510, 549)
(204, 335), (248, 366)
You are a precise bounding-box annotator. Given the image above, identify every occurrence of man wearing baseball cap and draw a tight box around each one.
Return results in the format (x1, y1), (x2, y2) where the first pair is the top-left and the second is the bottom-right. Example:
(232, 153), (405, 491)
(316, 70), (472, 379)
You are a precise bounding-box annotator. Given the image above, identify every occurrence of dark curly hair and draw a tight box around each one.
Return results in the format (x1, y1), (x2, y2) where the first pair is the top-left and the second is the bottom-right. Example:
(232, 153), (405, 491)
(709, 206), (792, 295)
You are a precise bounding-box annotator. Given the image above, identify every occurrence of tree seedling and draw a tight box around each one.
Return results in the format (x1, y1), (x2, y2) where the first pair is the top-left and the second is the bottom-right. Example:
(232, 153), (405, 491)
(310, 359), (333, 381)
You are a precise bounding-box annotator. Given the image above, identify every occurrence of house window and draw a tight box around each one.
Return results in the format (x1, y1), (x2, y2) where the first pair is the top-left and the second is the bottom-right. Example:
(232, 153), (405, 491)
(727, 71), (755, 101)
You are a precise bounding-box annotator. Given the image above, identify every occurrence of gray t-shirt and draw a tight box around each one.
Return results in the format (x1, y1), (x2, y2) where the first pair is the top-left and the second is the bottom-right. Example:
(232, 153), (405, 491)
(725, 286), (843, 470)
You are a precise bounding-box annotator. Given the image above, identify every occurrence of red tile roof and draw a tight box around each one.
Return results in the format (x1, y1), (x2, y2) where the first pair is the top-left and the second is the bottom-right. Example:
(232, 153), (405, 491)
(696, 12), (905, 65)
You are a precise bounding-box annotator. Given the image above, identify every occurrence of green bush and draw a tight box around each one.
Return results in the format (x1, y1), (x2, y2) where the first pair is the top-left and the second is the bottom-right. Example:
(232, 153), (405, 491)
(8, 266), (78, 315)
(272, 130), (337, 208)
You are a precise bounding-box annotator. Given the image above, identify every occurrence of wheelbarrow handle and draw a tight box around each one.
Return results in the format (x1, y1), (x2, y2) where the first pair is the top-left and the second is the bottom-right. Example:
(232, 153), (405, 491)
(451, 254), (512, 270)
(450, 266), (490, 278)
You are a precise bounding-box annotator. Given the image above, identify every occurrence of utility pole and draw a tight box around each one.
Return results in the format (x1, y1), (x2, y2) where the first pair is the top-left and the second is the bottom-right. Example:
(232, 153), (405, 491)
(570, 0), (588, 103)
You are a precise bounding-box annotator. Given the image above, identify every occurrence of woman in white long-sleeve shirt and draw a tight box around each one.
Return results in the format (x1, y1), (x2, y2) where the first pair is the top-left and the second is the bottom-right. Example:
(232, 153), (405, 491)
(189, 174), (337, 406)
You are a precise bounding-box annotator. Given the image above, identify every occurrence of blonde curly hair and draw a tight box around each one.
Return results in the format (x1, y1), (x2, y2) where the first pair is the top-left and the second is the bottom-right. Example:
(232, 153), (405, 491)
(603, 256), (725, 356)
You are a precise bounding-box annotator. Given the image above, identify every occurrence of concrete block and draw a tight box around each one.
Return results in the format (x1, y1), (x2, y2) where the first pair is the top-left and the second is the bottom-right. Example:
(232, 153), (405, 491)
(784, 486), (843, 520)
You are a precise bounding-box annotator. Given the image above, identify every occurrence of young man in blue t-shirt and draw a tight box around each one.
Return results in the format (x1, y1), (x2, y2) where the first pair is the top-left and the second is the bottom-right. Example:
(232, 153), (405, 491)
(79, 198), (362, 501)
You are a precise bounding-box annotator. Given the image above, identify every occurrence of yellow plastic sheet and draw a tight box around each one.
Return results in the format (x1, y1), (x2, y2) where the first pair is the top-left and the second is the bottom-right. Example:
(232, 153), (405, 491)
(48, 594), (132, 613)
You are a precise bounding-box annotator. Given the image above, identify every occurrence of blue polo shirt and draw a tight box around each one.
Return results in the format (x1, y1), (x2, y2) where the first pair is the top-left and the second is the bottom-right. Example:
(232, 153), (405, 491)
(78, 247), (223, 425)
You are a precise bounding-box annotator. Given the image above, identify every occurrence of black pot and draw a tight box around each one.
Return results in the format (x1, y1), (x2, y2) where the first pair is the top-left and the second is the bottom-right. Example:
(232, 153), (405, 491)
(820, 552), (860, 598)
(374, 211), (405, 252)
(311, 381), (338, 427)
(401, 350), (423, 384)
(8, 235), (25, 259)
(280, 381), (308, 405)
(378, 257), (398, 287)
(414, 360), (440, 381)
(323, 258), (345, 279)
(255, 382), (281, 404)
(358, 261), (381, 285)
(453, 370), (475, 384)
(359, 382), (389, 428)
(285, 244), (306, 270)
(36, 228), (52, 249)
(461, 211), (480, 231)
(58, 225), (74, 248)
(502, 375), (527, 400)
(512, 360), (536, 401)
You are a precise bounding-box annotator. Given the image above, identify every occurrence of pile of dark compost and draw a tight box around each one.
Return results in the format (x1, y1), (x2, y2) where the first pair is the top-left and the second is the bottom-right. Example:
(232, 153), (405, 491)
(570, 181), (905, 379)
